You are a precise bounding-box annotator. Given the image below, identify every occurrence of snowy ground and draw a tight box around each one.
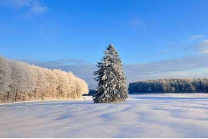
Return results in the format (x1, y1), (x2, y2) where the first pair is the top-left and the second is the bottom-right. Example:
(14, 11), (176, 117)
(0, 94), (208, 138)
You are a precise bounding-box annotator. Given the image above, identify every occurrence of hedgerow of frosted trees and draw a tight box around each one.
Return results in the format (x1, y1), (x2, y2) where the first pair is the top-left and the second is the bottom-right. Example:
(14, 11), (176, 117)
(0, 56), (88, 103)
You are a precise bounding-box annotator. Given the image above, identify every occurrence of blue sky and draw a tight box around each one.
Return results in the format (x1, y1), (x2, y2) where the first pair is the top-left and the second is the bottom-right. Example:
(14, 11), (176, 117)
(1, 0), (208, 88)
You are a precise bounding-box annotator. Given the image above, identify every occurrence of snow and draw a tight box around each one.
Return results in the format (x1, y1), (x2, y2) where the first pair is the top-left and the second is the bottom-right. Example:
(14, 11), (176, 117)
(0, 94), (208, 138)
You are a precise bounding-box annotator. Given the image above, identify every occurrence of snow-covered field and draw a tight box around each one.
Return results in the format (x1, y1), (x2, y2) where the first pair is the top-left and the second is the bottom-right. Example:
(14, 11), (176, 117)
(0, 94), (208, 138)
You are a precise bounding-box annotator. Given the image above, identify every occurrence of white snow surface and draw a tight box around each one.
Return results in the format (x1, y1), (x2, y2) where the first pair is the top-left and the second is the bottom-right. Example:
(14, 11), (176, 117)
(0, 93), (208, 138)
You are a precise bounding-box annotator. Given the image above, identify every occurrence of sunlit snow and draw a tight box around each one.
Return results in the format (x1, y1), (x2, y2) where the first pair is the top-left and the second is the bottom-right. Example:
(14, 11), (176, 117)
(0, 94), (208, 138)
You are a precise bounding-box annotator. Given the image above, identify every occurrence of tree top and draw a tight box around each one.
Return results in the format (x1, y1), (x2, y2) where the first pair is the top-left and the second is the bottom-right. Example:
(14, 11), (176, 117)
(107, 44), (115, 50)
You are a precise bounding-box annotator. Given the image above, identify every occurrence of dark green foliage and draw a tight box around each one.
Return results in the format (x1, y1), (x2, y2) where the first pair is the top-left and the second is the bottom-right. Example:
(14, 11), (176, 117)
(129, 78), (208, 93)
(93, 44), (128, 103)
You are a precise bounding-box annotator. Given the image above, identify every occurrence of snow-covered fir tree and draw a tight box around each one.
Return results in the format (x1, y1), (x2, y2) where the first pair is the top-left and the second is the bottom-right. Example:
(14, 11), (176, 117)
(93, 44), (128, 103)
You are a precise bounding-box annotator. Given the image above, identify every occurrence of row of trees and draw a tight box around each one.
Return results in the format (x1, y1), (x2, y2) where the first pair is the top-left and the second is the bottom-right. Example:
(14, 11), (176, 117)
(129, 78), (208, 93)
(0, 56), (88, 103)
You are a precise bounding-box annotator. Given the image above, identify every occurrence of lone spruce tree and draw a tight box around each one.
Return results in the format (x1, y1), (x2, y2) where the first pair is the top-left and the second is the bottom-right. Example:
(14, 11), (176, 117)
(93, 44), (128, 103)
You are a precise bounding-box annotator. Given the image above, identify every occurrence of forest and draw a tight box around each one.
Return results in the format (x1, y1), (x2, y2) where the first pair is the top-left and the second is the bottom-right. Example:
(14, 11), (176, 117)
(129, 78), (208, 93)
(0, 56), (88, 103)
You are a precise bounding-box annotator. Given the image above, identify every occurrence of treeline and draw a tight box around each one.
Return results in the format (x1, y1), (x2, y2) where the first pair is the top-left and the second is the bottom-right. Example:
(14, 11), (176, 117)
(0, 56), (88, 103)
(129, 78), (208, 93)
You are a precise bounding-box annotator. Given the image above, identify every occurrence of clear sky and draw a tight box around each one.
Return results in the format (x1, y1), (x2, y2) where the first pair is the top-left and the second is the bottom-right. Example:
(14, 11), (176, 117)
(1, 0), (208, 88)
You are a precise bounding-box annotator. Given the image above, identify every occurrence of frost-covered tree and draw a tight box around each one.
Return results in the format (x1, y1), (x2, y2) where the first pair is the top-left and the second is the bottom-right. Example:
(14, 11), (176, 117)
(0, 55), (89, 103)
(9, 60), (28, 102)
(0, 56), (12, 103)
(75, 76), (89, 98)
(93, 44), (128, 103)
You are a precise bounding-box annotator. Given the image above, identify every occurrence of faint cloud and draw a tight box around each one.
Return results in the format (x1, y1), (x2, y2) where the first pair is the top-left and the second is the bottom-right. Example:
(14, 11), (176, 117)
(189, 35), (205, 41)
(129, 18), (146, 30)
(195, 40), (208, 54)
(22, 59), (86, 67)
(124, 54), (208, 83)
(23, 54), (208, 89)
(21, 12), (32, 19)
(161, 50), (170, 53)
(165, 35), (207, 54)
(29, 0), (47, 14)
(0, 0), (48, 17)
(0, 0), (31, 7)
(167, 35), (205, 44)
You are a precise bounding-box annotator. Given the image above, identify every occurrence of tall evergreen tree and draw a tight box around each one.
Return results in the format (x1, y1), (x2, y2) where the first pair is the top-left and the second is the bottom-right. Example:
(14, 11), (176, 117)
(93, 44), (128, 103)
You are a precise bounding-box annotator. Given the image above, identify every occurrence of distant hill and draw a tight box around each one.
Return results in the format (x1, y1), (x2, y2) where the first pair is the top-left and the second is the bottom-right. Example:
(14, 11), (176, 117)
(129, 78), (208, 94)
